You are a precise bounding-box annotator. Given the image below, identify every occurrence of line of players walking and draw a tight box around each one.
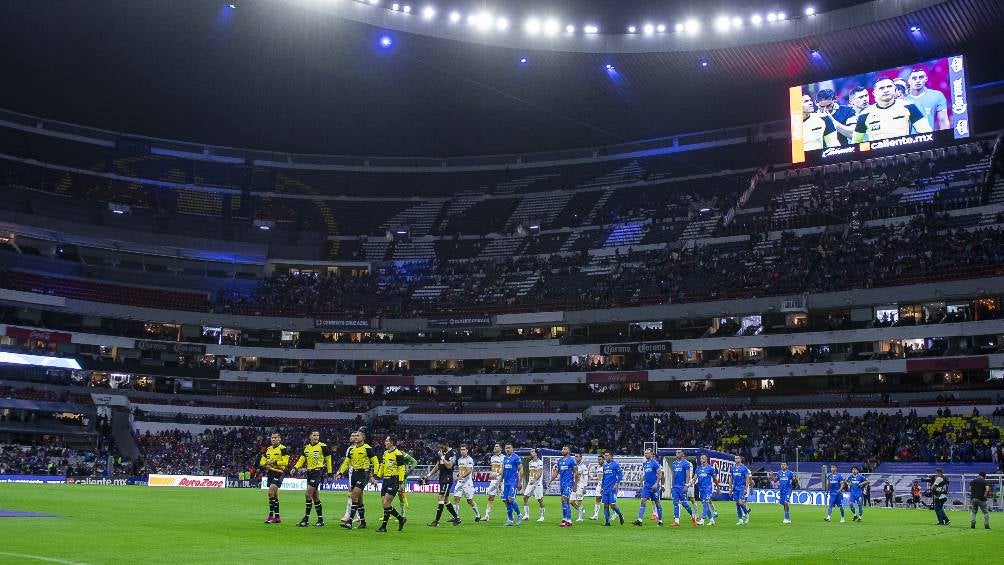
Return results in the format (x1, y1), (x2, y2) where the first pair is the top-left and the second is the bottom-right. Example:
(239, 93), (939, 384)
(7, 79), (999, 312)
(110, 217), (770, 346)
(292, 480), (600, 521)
(257, 429), (880, 532)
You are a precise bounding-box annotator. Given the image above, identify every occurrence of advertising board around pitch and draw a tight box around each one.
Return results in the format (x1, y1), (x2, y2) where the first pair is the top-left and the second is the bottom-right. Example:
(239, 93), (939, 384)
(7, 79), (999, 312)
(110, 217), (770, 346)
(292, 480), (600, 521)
(148, 474), (227, 488)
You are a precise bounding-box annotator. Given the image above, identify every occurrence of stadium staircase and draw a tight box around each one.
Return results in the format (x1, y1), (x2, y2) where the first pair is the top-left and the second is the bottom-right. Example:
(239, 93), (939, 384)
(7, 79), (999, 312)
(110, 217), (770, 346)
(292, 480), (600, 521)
(434, 191), (483, 234)
(584, 188), (614, 224)
(274, 173), (342, 259)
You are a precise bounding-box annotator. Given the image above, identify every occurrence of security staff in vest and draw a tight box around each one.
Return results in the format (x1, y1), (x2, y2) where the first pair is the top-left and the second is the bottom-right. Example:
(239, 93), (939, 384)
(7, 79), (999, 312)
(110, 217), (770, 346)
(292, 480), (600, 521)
(970, 472), (991, 529)
(928, 468), (950, 525)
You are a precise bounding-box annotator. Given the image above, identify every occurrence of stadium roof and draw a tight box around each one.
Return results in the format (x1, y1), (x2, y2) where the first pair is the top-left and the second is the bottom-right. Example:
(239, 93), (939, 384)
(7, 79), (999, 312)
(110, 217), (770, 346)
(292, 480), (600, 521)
(2, 0), (1002, 157)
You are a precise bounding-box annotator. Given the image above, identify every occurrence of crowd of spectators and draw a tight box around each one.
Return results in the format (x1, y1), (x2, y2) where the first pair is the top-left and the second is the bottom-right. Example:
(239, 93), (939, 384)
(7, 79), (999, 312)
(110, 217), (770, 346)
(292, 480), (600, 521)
(209, 210), (1004, 318)
(0, 440), (113, 476)
(130, 409), (1004, 477)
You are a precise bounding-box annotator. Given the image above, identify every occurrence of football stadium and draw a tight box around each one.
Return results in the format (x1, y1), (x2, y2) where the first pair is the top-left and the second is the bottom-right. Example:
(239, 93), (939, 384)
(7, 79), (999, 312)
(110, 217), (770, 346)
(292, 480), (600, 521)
(2, 0), (1004, 562)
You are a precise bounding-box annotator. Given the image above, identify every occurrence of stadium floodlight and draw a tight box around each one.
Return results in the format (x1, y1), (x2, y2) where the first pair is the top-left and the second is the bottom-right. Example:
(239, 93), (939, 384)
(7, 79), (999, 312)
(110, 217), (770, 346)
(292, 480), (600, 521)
(584, 25), (598, 34)
(227, 2), (236, 8)
(605, 64), (615, 70)
(751, 14), (762, 25)
(777, 12), (787, 20)
(449, 11), (460, 23)
(767, 12), (777, 22)
(379, 35), (393, 47)
(805, 6), (815, 16)
(909, 25), (921, 33)
(656, 24), (666, 32)
(391, 3), (399, 10)
(543, 19), (559, 35)
(466, 13), (477, 25)
(368, 0), (379, 4)
(565, 24), (575, 33)
(675, 22), (684, 32)
(643, 23), (654, 34)
(475, 12), (493, 31)
(627, 25), (636, 33)
(422, 6), (435, 19)
(714, 16), (730, 32)
(731, 16), (742, 28)
(402, 5), (410, 13)
(684, 19), (699, 34)
(496, 17), (509, 30)
(699, 58), (710, 69)
(519, 57), (528, 64)
(525, 17), (541, 34)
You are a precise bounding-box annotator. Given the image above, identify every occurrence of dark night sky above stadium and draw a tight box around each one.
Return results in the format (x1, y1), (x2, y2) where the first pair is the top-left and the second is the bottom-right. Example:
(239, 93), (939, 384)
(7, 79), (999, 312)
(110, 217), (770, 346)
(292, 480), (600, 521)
(1, 0), (1001, 157)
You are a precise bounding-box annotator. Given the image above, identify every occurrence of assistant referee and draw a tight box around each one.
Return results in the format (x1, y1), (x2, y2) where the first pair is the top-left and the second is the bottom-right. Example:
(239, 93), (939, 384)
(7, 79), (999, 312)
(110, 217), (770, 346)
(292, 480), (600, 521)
(376, 435), (409, 532)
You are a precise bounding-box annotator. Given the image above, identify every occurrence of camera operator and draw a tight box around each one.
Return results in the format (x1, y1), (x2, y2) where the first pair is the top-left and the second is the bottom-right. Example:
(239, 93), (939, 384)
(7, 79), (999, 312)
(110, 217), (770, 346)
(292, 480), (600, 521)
(925, 468), (951, 525)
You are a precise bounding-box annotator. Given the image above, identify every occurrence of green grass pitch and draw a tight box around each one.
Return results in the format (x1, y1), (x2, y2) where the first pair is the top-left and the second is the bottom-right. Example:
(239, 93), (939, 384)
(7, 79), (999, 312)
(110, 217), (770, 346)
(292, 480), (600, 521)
(0, 484), (1000, 564)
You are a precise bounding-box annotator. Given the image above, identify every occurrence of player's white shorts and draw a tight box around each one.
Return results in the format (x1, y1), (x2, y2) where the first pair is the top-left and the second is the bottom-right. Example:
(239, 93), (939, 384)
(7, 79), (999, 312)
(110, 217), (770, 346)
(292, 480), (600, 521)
(573, 486), (587, 502)
(588, 487), (601, 498)
(523, 482), (544, 499)
(453, 481), (475, 500)
(486, 479), (502, 497)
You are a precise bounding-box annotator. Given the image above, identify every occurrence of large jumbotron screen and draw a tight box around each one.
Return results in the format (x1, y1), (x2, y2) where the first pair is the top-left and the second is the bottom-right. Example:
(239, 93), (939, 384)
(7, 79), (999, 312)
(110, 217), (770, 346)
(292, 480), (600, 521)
(790, 55), (970, 164)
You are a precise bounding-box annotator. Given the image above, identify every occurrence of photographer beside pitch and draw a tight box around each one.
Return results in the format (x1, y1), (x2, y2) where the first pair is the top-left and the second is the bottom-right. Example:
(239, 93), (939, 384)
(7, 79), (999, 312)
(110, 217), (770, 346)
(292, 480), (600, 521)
(926, 468), (951, 526)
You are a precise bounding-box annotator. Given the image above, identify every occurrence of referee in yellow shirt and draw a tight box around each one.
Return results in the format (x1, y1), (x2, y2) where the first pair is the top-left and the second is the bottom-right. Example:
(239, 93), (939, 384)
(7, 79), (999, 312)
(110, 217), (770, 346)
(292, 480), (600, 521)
(336, 429), (380, 529)
(259, 432), (291, 524)
(293, 430), (333, 527)
(376, 435), (409, 532)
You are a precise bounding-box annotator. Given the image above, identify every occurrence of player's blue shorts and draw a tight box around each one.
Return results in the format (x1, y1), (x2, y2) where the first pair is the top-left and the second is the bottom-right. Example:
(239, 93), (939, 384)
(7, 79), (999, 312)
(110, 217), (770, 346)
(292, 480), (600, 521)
(732, 489), (746, 502)
(640, 484), (660, 501)
(560, 483), (574, 498)
(779, 490), (791, 504)
(502, 482), (517, 500)
(849, 493), (862, 505)
(601, 489), (617, 504)
(828, 492), (843, 506)
(700, 490), (713, 503)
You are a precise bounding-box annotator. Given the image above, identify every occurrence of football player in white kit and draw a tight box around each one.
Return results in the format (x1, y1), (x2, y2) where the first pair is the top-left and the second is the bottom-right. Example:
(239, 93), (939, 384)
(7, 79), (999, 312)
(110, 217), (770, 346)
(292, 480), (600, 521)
(482, 443), (504, 521)
(452, 444), (481, 522)
(590, 454), (604, 520)
(521, 448), (546, 522)
(572, 453), (590, 522)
